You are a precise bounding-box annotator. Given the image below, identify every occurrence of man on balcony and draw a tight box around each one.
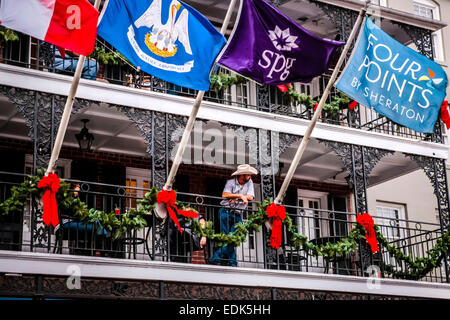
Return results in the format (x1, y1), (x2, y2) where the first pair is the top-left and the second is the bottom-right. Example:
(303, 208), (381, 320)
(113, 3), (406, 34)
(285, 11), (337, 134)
(209, 164), (257, 267)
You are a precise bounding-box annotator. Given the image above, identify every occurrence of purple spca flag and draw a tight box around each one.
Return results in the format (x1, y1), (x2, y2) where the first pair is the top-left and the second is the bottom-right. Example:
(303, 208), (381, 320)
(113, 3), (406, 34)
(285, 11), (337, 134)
(219, 0), (344, 85)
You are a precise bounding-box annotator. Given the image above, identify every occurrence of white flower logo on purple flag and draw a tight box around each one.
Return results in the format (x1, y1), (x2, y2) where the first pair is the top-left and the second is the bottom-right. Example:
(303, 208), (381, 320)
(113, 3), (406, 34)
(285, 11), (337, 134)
(268, 26), (299, 52)
(218, 0), (344, 84)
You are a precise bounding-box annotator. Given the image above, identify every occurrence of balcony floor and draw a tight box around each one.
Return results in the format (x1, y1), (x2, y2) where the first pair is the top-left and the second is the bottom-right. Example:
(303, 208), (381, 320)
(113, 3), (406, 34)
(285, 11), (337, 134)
(0, 250), (449, 300)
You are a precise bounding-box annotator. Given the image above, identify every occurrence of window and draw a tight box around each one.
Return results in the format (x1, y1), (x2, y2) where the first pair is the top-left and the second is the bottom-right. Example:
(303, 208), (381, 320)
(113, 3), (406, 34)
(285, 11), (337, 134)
(291, 82), (314, 115)
(375, 202), (407, 242)
(298, 197), (321, 239)
(413, 1), (444, 61)
(359, 0), (386, 6)
(376, 202), (408, 265)
(414, 3), (433, 19)
(220, 68), (249, 108)
(375, 204), (406, 239)
(125, 168), (151, 210)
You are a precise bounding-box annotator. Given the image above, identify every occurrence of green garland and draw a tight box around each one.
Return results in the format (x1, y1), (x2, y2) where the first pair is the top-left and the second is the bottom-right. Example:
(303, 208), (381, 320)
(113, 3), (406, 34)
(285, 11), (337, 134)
(0, 26), (19, 43)
(284, 84), (352, 115)
(89, 45), (130, 66)
(188, 199), (450, 279)
(208, 73), (352, 115)
(189, 198), (362, 260)
(375, 226), (450, 280)
(2, 178), (450, 280)
(210, 72), (248, 93)
(0, 169), (155, 240)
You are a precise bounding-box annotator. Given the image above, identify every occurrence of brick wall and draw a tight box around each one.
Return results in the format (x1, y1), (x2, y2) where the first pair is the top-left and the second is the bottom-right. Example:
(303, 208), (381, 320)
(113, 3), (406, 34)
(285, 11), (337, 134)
(0, 138), (350, 197)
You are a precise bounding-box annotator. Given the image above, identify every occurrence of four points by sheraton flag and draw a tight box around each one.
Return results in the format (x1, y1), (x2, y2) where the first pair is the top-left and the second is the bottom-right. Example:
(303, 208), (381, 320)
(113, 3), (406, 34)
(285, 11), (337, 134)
(218, 0), (344, 85)
(98, 0), (227, 91)
(336, 18), (448, 134)
(0, 0), (99, 56)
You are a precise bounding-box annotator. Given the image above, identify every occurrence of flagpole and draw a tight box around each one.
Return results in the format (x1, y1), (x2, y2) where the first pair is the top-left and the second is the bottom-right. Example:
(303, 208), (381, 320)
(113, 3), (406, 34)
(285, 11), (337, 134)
(163, 0), (239, 191)
(274, 0), (370, 205)
(45, 0), (102, 176)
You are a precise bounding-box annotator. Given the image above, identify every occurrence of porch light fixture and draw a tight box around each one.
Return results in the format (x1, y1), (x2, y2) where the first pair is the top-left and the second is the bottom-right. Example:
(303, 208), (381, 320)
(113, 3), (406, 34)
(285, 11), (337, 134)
(75, 119), (94, 152)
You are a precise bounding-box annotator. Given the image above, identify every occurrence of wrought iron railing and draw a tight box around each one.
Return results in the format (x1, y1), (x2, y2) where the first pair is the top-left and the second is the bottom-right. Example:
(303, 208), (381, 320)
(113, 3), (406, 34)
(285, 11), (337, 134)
(0, 35), (444, 143)
(0, 171), (447, 283)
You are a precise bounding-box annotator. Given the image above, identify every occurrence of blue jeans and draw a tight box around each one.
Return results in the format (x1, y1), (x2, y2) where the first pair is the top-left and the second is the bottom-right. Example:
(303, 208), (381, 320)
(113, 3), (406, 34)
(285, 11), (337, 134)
(54, 57), (99, 80)
(209, 208), (242, 266)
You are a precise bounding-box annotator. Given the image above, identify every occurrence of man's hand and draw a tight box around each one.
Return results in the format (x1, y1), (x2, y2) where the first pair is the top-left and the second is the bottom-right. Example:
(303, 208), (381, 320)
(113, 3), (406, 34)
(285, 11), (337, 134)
(200, 236), (207, 248)
(240, 194), (248, 205)
(199, 218), (207, 248)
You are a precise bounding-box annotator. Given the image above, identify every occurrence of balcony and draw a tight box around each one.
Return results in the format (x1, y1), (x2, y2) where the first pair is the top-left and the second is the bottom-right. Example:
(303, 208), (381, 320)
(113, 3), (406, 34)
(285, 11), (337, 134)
(1, 171), (449, 300)
(0, 28), (446, 146)
(0, 0), (449, 300)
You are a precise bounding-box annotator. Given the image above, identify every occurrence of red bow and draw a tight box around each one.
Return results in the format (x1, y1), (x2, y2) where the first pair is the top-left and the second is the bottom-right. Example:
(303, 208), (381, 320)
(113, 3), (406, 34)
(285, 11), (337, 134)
(277, 85), (289, 93)
(157, 189), (199, 234)
(349, 100), (358, 111)
(56, 46), (66, 59)
(37, 173), (60, 228)
(440, 100), (450, 129)
(266, 203), (286, 249)
(356, 213), (379, 253)
(276, 83), (292, 93)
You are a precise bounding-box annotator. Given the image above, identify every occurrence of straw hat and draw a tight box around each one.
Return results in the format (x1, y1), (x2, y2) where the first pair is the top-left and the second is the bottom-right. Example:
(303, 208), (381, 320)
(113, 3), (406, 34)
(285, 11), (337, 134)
(231, 164), (258, 176)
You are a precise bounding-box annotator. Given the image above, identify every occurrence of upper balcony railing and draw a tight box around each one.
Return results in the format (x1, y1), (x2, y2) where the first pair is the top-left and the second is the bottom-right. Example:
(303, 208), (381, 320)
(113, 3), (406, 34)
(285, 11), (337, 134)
(0, 171), (447, 283)
(0, 34), (445, 143)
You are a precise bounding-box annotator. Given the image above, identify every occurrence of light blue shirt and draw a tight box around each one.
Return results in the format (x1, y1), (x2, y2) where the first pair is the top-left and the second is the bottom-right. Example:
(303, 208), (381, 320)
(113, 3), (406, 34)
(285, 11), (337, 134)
(220, 178), (255, 210)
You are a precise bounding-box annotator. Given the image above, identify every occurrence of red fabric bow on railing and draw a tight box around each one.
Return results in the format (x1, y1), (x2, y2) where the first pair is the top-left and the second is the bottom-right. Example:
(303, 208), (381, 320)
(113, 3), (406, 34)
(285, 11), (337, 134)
(356, 213), (379, 253)
(440, 100), (450, 129)
(37, 173), (60, 228)
(266, 202), (286, 249)
(349, 100), (358, 111)
(276, 83), (292, 93)
(157, 189), (199, 234)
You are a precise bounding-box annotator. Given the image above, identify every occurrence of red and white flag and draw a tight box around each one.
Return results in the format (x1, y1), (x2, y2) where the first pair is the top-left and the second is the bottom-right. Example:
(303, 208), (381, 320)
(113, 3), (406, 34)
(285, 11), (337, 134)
(0, 0), (99, 56)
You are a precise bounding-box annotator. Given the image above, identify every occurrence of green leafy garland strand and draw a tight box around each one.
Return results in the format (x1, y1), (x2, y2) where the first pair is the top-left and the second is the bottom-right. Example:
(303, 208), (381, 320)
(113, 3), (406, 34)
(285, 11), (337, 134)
(210, 72), (248, 93)
(190, 198), (362, 260)
(375, 226), (450, 280)
(2, 177), (450, 280)
(89, 45), (130, 66)
(208, 73), (352, 115)
(0, 26), (19, 43)
(0, 170), (155, 240)
(189, 199), (450, 280)
(283, 84), (351, 115)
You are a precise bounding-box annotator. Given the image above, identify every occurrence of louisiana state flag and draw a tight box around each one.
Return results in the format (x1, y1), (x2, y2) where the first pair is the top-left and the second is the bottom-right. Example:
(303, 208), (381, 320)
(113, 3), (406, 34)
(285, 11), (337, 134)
(98, 0), (227, 91)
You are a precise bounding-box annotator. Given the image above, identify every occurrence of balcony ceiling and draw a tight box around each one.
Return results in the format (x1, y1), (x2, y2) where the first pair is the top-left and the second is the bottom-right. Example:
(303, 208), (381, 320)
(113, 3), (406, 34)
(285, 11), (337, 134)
(0, 97), (419, 187)
(180, 0), (443, 44)
(92, 0), (444, 43)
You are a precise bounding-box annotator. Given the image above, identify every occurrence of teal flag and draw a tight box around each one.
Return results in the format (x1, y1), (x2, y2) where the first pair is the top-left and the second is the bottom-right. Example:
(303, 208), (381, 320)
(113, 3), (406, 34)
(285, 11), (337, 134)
(336, 18), (448, 133)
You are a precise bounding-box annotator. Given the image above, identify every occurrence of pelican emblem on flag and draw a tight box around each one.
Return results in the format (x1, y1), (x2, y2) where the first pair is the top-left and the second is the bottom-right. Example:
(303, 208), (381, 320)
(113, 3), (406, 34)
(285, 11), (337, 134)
(98, 0), (227, 90)
(135, 0), (192, 58)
